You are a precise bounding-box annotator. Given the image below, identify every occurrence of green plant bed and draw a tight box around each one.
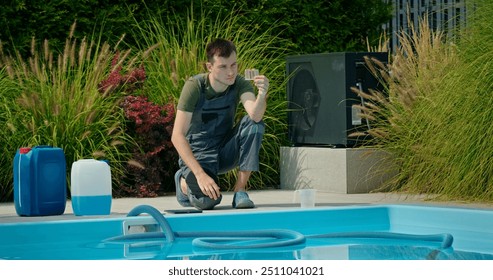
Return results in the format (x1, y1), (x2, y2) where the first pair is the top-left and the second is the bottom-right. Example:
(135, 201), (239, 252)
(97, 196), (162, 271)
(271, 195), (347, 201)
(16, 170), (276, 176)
(0, 24), (135, 201)
(356, 0), (493, 202)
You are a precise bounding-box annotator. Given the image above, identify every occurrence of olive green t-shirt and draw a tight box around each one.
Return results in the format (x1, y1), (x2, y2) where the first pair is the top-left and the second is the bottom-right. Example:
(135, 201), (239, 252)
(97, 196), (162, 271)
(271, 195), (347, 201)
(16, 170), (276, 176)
(177, 74), (254, 112)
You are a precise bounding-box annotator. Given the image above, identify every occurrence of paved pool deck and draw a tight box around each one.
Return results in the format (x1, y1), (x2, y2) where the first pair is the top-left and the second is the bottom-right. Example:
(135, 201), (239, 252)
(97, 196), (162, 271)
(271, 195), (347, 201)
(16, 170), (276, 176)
(1, 189), (492, 223)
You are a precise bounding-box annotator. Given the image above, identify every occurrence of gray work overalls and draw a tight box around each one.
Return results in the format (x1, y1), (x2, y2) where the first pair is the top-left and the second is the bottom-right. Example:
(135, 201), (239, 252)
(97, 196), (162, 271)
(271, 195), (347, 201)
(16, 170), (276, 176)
(178, 74), (265, 209)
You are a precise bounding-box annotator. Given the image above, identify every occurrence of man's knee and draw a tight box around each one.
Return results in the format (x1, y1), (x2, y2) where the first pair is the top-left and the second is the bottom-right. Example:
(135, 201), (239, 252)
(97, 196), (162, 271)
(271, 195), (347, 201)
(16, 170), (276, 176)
(240, 116), (265, 136)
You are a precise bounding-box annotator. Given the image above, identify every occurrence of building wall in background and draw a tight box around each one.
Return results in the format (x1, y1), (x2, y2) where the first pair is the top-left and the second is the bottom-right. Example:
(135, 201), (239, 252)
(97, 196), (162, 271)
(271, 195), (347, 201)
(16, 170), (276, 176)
(384, 0), (468, 52)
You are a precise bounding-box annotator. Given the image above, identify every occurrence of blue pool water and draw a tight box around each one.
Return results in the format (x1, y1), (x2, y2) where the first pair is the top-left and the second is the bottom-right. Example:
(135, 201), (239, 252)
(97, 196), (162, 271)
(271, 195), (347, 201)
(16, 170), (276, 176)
(1, 204), (493, 260)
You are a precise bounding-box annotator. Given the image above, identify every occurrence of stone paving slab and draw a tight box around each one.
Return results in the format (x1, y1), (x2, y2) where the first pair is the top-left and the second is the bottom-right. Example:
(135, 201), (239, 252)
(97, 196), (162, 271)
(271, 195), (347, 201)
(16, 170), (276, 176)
(1, 189), (491, 224)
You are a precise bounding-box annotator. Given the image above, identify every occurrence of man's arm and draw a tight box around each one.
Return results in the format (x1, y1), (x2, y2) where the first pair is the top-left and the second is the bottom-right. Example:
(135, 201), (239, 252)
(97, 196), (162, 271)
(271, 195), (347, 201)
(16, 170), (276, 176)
(241, 75), (269, 122)
(171, 110), (221, 199)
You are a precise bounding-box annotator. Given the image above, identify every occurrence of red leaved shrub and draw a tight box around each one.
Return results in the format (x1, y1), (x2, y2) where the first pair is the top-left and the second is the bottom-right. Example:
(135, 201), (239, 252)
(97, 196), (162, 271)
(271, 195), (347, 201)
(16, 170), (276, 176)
(120, 96), (178, 197)
(99, 52), (178, 197)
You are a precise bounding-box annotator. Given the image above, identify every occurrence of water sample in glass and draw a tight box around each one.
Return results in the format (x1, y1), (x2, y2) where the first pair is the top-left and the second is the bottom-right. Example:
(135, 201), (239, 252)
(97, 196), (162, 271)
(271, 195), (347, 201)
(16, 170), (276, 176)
(244, 68), (259, 80)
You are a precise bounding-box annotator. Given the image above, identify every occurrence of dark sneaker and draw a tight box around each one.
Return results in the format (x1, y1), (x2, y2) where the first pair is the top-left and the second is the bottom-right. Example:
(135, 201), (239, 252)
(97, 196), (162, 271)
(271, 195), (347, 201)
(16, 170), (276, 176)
(175, 170), (191, 207)
(189, 193), (222, 210)
(232, 191), (255, 209)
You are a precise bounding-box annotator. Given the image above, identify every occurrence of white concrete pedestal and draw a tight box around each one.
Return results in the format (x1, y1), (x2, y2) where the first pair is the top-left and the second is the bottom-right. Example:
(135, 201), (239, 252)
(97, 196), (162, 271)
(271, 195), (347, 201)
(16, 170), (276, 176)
(280, 147), (396, 194)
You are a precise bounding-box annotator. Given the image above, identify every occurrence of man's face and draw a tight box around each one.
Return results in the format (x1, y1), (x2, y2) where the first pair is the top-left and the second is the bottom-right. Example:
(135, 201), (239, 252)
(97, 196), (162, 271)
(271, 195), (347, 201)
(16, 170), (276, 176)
(207, 52), (238, 87)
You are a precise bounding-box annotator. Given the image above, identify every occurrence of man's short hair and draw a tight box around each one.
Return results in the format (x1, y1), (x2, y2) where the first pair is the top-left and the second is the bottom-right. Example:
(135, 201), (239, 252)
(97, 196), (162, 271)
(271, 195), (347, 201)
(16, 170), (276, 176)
(206, 38), (236, 63)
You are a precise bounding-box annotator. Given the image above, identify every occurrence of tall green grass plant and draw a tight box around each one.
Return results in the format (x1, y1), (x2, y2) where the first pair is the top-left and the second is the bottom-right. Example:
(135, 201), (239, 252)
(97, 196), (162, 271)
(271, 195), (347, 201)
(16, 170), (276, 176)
(0, 24), (137, 201)
(0, 69), (26, 200)
(357, 0), (493, 202)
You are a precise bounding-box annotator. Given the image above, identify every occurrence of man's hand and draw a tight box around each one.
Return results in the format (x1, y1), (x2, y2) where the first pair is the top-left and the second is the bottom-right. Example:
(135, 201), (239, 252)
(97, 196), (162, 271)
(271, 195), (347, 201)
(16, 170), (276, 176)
(196, 171), (221, 200)
(254, 75), (269, 97)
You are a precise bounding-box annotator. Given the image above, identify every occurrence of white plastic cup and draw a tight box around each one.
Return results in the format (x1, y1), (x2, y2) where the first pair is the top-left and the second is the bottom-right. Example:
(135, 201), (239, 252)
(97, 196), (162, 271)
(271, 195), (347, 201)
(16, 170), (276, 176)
(293, 189), (316, 208)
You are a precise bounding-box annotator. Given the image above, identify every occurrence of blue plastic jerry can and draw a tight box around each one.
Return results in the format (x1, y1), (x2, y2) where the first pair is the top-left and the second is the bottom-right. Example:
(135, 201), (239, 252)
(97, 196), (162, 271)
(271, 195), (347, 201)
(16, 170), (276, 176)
(13, 146), (67, 216)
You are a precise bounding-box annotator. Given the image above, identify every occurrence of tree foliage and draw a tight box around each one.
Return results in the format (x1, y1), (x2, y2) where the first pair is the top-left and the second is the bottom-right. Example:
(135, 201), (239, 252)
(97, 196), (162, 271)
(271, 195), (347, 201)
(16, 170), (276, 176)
(0, 0), (392, 57)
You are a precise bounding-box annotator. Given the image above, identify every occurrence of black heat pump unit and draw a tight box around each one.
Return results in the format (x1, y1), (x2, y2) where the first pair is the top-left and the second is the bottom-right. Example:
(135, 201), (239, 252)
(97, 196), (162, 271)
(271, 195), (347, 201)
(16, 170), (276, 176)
(286, 52), (388, 147)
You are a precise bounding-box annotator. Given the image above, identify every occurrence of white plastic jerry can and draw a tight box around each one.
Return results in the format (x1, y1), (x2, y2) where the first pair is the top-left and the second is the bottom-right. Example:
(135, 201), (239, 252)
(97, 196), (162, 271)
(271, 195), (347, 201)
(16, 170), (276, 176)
(70, 159), (112, 216)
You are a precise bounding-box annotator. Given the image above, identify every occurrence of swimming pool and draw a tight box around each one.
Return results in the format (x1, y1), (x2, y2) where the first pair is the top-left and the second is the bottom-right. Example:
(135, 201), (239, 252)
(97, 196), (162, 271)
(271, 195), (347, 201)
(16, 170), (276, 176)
(1, 204), (493, 260)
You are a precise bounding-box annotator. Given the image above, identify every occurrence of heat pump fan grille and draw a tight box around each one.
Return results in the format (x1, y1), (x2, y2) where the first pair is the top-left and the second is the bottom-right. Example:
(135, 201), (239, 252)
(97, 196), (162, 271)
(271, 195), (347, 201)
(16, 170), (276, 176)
(290, 69), (320, 132)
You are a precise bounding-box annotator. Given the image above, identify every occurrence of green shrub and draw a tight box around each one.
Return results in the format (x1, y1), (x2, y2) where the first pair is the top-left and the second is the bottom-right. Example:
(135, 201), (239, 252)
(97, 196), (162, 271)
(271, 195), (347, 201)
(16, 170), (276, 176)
(119, 95), (178, 197)
(0, 1), (392, 58)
